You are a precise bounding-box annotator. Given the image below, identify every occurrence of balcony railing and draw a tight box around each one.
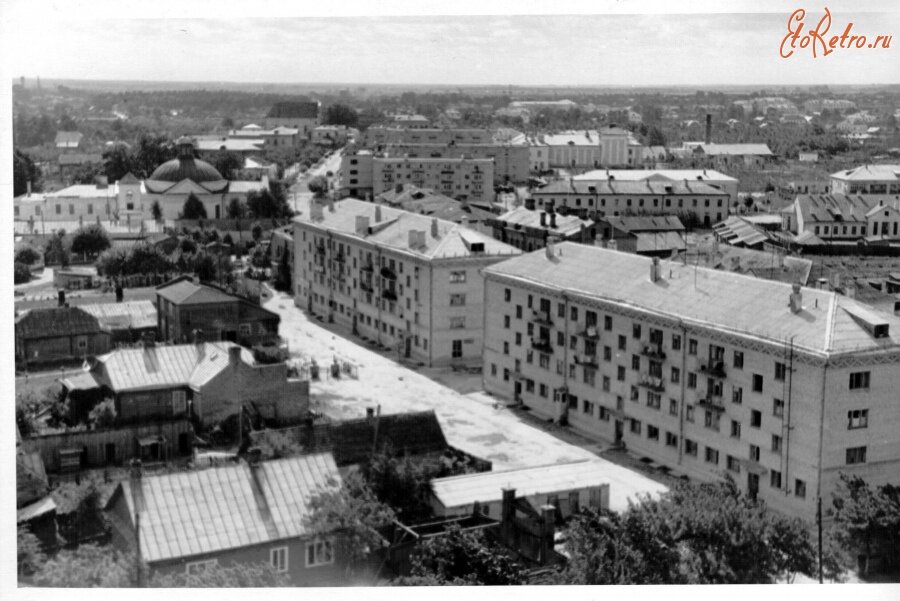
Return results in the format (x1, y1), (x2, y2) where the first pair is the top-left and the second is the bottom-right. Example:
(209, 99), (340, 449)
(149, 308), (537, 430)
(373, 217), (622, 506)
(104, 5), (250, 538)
(531, 338), (554, 354)
(699, 361), (727, 379)
(360, 281), (374, 293)
(380, 266), (397, 280)
(382, 288), (398, 301)
(530, 309), (553, 326)
(639, 342), (666, 361)
(697, 393), (726, 412)
(334, 252), (346, 264)
(637, 373), (665, 392)
(577, 325), (600, 340)
(574, 353), (599, 369)
(361, 262), (374, 272)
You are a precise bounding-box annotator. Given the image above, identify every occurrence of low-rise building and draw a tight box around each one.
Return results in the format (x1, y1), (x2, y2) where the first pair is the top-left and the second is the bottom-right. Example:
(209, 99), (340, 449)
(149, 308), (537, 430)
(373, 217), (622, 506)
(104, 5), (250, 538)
(376, 184), (494, 228)
(830, 164), (900, 198)
(15, 306), (110, 367)
(156, 277), (280, 347)
(105, 453), (349, 584)
(481, 243), (900, 519)
(783, 194), (900, 242)
(487, 205), (595, 252)
(573, 168), (739, 203)
(693, 143), (774, 168)
(596, 215), (686, 256)
(293, 197), (521, 366)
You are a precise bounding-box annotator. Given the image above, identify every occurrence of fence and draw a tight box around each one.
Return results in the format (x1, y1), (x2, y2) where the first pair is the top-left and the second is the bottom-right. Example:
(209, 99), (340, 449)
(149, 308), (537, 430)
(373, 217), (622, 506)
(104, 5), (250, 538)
(765, 240), (900, 257)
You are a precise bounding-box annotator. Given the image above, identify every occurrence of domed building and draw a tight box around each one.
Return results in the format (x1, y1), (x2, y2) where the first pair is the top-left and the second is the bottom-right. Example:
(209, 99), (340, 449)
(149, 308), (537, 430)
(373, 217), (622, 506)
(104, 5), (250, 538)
(141, 136), (269, 220)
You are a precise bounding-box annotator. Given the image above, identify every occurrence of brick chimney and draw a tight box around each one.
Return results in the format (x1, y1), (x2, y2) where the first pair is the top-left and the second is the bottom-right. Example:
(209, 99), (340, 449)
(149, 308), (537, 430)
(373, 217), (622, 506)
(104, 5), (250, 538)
(650, 256), (661, 282)
(431, 218), (439, 238)
(228, 345), (242, 366)
(538, 504), (556, 565)
(705, 113), (712, 145)
(550, 212), (557, 229)
(375, 205), (382, 223)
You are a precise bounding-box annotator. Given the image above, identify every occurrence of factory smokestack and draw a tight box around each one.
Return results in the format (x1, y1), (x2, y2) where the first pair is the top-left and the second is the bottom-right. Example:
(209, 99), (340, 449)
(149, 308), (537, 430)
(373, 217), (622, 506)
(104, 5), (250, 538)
(705, 113), (712, 145)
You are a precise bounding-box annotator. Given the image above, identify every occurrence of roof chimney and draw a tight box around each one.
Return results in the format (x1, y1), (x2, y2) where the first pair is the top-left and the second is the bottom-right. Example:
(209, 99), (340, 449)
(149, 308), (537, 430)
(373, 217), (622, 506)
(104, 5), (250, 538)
(650, 257), (661, 282)
(789, 283), (803, 313)
(705, 113), (712, 145)
(550, 212), (557, 229)
(375, 205), (382, 222)
(545, 239), (555, 260)
(431, 218), (439, 238)
(355, 215), (370, 236)
(27, 181), (32, 197)
(228, 345), (242, 365)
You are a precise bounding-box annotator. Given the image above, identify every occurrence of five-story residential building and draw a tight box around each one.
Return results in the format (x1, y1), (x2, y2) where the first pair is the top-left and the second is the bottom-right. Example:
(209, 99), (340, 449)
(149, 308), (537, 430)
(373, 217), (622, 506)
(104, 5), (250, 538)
(482, 242), (900, 519)
(293, 198), (520, 367)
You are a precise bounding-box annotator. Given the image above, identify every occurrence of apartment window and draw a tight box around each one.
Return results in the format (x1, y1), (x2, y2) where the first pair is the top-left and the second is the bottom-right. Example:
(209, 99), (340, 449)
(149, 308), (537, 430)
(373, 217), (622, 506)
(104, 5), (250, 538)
(186, 559), (218, 575)
(571, 306), (579, 321)
(449, 294), (466, 306)
(603, 346), (612, 361)
(705, 447), (720, 465)
(526, 379), (535, 393)
(306, 539), (335, 567)
(515, 332), (522, 346)
(847, 446), (868, 465)
(849, 371), (871, 390)
(618, 335), (626, 351)
(670, 367), (680, 384)
(730, 420), (741, 439)
(647, 425), (659, 441)
(669, 399), (678, 416)
(451, 340), (463, 358)
(450, 270), (467, 283)
(752, 374), (764, 393)
(558, 303), (565, 318)
(617, 366), (626, 381)
(848, 409), (869, 429)
(733, 351), (744, 369)
(665, 431), (678, 447)
(557, 332), (565, 347)
(688, 338), (698, 355)
(503, 342), (509, 355)
(726, 455), (741, 473)
(772, 434), (782, 452)
(647, 392), (661, 410)
(172, 390), (187, 414)
(685, 439), (698, 456)
(539, 383), (548, 397)
(732, 386), (743, 404)
(704, 410), (719, 430)
(599, 406), (610, 421)
(583, 368), (596, 387)
(795, 479), (806, 499)
(630, 386), (639, 401)
(749, 444), (761, 462)
(770, 470), (782, 489)
(491, 364), (497, 377)
(631, 355), (641, 371)
(632, 323), (642, 339)
(582, 400), (594, 415)
(630, 419), (642, 435)
(602, 375), (611, 392)
(687, 372), (697, 389)
(539, 354), (550, 369)
(672, 334), (681, 351)
(270, 547), (289, 573)
(773, 398), (785, 418)
(604, 315), (613, 331)
(748, 410), (761, 429)
(504, 288), (511, 302)
(516, 305), (523, 319)
(685, 405), (694, 423)
(504, 315), (510, 329)
(527, 295), (533, 309)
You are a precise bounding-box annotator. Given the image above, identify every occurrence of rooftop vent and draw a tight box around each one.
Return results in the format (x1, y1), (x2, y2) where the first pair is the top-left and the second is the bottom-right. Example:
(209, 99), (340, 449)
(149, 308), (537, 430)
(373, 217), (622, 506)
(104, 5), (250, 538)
(789, 283), (803, 313)
(650, 257), (661, 283)
(843, 304), (890, 338)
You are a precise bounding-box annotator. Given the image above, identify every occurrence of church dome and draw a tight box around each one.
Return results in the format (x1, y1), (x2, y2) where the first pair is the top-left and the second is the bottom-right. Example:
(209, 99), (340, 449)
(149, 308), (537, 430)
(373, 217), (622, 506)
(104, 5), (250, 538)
(148, 136), (225, 183)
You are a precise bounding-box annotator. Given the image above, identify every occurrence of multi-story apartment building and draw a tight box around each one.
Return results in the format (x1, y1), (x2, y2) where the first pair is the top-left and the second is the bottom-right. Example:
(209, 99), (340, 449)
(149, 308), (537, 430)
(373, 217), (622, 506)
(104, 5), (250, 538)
(364, 127), (494, 147)
(830, 164), (900, 198)
(375, 143), (530, 185)
(482, 242), (900, 519)
(530, 179), (732, 227)
(574, 169), (740, 203)
(339, 150), (375, 199)
(526, 129), (644, 170)
(293, 198), (520, 367)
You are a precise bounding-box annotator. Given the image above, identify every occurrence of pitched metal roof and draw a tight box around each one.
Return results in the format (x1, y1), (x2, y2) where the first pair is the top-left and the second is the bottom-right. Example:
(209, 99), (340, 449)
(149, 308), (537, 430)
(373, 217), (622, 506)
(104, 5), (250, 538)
(574, 169), (738, 183)
(92, 342), (254, 392)
(79, 300), (157, 331)
(484, 242), (900, 356)
(794, 193), (884, 224)
(295, 198), (521, 261)
(118, 453), (340, 563)
(830, 164), (900, 182)
(698, 143), (773, 156)
(534, 179), (726, 196)
(15, 306), (102, 339)
(602, 215), (686, 233)
(431, 459), (613, 509)
(156, 279), (237, 305)
(493, 206), (589, 236)
(55, 131), (83, 148)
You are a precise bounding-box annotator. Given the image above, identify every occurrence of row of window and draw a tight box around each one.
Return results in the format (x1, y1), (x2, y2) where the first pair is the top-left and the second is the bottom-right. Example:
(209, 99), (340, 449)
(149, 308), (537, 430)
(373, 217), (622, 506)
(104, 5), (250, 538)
(536, 196), (726, 210)
(185, 539), (334, 576)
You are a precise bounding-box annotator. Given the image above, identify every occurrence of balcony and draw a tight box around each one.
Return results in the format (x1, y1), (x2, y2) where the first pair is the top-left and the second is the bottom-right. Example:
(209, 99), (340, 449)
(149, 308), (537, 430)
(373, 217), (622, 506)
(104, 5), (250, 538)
(314, 243), (326, 255)
(530, 337), (554, 354)
(359, 280), (374, 293)
(530, 309), (553, 326)
(574, 353), (599, 369)
(334, 252), (346, 264)
(577, 325), (600, 340)
(699, 360), (727, 379)
(697, 393), (726, 412)
(382, 288), (398, 301)
(360, 262), (374, 273)
(380, 266), (397, 280)
(637, 373), (665, 392)
(639, 342), (666, 361)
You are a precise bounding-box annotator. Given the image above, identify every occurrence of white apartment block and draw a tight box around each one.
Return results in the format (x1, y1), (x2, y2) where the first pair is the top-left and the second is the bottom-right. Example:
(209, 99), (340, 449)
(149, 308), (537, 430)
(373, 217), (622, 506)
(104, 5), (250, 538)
(482, 243), (900, 520)
(293, 198), (520, 367)
(531, 179), (732, 227)
(574, 169), (740, 203)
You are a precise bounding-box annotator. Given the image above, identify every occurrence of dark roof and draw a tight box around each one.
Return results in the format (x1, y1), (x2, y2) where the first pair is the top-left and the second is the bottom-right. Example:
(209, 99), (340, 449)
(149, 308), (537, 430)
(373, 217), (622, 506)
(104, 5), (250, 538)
(17, 451), (49, 508)
(266, 101), (319, 119)
(600, 215), (686, 233)
(15, 306), (102, 339)
(148, 156), (225, 184)
(119, 172), (140, 185)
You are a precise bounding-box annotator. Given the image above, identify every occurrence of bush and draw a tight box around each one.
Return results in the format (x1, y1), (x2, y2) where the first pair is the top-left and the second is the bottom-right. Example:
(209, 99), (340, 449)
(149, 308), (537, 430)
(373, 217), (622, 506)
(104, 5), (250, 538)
(15, 247), (41, 265)
(14, 261), (31, 284)
(88, 398), (117, 429)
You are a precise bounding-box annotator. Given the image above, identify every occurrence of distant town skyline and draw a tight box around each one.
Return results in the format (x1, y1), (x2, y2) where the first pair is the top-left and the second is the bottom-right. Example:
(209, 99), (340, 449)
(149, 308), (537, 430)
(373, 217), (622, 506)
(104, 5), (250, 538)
(4, 6), (900, 88)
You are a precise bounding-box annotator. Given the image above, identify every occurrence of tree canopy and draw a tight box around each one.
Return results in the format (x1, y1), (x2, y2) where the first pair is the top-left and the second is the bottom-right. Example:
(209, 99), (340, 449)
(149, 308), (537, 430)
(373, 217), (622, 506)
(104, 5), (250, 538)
(323, 104), (359, 128)
(13, 148), (42, 197)
(829, 473), (900, 576)
(71, 224), (111, 257)
(213, 151), (243, 180)
(180, 193), (208, 219)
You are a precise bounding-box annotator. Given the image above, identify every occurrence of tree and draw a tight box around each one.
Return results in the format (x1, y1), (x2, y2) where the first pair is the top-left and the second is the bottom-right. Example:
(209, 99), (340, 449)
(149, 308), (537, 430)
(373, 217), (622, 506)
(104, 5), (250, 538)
(251, 221), (263, 243)
(305, 471), (396, 574)
(13, 148), (42, 197)
(397, 524), (527, 585)
(102, 143), (135, 182)
(829, 473), (900, 575)
(180, 193), (207, 219)
(193, 253), (218, 282)
(323, 104), (359, 128)
(557, 478), (816, 584)
(71, 224), (111, 257)
(247, 187), (290, 219)
(15, 246), (41, 265)
(213, 151), (243, 180)
(88, 398), (117, 429)
(274, 245), (292, 292)
(646, 125), (667, 147)
(17, 525), (47, 577)
(307, 175), (328, 199)
(96, 247), (129, 278)
(44, 231), (70, 267)
(32, 544), (135, 587)
(227, 197), (246, 219)
(151, 200), (163, 222)
(149, 562), (290, 587)
(254, 430), (304, 459)
(14, 262), (32, 284)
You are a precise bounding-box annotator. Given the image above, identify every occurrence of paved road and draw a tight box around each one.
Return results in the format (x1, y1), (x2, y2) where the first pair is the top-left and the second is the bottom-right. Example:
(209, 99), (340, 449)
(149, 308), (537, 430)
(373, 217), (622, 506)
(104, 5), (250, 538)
(288, 149), (345, 212)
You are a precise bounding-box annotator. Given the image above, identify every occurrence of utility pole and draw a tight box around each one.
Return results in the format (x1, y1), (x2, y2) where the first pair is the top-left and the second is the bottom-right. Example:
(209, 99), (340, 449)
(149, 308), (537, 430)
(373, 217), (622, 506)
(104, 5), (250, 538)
(817, 495), (824, 583)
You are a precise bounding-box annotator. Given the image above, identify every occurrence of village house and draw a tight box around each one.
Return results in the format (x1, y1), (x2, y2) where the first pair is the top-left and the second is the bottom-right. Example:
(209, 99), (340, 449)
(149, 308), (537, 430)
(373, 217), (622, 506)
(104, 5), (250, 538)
(105, 452), (350, 584)
(155, 277), (280, 347)
(293, 197), (520, 367)
(782, 194), (900, 243)
(487, 205), (595, 252)
(15, 305), (110, 368)
(481, 243), (900, 520)
(595, 215), (686, 256)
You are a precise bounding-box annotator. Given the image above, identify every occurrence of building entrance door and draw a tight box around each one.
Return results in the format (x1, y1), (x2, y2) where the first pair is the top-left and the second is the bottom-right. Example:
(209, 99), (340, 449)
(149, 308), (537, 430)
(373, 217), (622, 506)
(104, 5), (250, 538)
(748, 472), (759, 501)
(614, 420), (624, 445)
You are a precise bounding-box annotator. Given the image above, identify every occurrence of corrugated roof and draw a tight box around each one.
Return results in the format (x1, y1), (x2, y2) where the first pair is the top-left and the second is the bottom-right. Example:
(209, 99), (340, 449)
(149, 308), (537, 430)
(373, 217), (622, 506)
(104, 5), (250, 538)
(493, 206), (589, 237)
(119, 453), (340, 563)
(535, 179), (726, 196)
(295, 198), (521, 260)
(634, 231), (686, 253)
(712, 216), (769, 247)
(831, 164), (900, 182)
(92, 342), (254, 392)
(431, 460), (611, 509)
(80, 300), (157, 330)
(484, 242), (900, 355)
(156, 279), (237, 305)
(602, 215), (685, 233)
(15, 306), (102, 339)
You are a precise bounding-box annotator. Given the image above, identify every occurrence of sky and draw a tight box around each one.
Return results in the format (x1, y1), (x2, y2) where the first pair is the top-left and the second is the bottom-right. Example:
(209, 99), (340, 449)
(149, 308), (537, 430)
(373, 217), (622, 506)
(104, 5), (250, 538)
(1, 0), (899, 87)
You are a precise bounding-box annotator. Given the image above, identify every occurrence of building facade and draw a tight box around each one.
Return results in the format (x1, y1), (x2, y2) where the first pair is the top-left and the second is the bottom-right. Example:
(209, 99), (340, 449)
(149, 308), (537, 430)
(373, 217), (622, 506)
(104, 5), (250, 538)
(368, 157), (494, 204)
(487, 205), (595, 252)
(573, 169), (740, 203)
(784, 194), (900, 242)
(293, 198), (520, 367)
(830, 164), (900, 198)
(481, 243), (900, 519)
